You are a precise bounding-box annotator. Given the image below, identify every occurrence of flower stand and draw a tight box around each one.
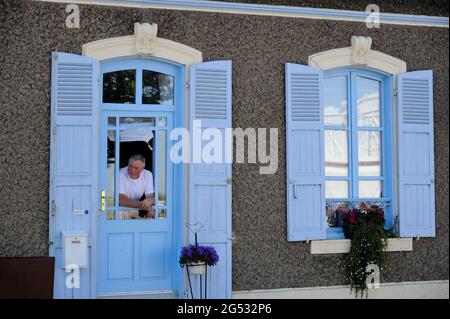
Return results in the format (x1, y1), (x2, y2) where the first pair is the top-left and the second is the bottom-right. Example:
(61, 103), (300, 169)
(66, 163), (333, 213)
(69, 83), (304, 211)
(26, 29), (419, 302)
(186, 262), (208, 299)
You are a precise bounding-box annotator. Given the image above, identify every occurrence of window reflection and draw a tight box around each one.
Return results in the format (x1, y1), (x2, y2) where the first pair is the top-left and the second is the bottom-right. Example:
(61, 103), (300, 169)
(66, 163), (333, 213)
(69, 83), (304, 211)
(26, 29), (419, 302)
(142, 70), (174, 105)
(324, 76), (348, 126)
(359, 180), (382, 198)
(358, 131), (381, 176)
(325, 130), (349, 176)
(357, 77), (380, 127)
(325, 181), (349, 198)
(103, 70), (136, 104)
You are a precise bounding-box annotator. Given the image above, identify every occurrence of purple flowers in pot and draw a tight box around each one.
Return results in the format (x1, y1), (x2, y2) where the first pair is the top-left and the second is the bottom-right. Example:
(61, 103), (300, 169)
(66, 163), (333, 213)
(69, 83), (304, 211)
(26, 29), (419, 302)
(179, 244), (219, 267)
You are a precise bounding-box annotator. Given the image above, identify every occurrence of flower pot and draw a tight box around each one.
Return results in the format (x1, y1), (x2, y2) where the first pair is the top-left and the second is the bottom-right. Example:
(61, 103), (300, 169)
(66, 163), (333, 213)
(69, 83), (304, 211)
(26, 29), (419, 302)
(188, 262), (206, 275)
(343, 224), (358, 239)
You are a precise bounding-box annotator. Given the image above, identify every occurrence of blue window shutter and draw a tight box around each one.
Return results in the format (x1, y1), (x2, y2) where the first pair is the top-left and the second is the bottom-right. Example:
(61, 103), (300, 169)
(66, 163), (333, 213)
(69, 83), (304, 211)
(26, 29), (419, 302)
(49, 52), (99, 298)
(285, 63), (326, 241)
(397, 70), (435, 237)
(189, 60), (232, 298)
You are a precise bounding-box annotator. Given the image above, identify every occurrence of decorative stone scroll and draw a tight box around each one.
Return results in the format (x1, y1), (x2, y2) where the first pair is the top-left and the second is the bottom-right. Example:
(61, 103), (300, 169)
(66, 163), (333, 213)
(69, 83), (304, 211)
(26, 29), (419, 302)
(134, 22), (158, 55)
(351, 35), (372, 65)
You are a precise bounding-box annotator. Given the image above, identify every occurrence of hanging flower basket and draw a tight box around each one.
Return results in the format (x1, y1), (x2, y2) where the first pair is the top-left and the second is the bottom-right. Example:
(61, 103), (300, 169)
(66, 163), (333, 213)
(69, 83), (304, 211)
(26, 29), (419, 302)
(187, 261), (207, 275)
(179, 244), (219, 276)
(343, 223), (359, 239)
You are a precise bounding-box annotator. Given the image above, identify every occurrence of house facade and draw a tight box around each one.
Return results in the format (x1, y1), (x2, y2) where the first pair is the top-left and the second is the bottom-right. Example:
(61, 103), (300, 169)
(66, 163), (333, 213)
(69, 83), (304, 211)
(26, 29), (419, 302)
(0, 0), (448, 299)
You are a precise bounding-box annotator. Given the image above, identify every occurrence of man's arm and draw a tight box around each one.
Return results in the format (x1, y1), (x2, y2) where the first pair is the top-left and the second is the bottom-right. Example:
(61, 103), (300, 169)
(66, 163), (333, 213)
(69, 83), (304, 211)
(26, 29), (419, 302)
(119, 193), (144, 209)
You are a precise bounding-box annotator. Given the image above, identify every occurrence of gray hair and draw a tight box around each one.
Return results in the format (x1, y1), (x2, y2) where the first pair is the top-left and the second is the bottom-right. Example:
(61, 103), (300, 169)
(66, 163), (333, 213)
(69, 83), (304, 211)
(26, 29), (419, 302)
(128, 154), (146, 165)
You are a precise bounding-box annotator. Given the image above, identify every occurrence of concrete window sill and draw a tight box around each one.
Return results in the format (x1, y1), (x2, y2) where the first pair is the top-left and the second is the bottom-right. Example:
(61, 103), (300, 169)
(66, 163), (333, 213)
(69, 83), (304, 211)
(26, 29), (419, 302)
(310, 238), (413, 255)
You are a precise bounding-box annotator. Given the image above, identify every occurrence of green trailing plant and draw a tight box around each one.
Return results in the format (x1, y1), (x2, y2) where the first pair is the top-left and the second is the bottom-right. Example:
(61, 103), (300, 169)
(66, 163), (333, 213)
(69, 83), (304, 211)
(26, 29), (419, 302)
(345, 205), (389, 298)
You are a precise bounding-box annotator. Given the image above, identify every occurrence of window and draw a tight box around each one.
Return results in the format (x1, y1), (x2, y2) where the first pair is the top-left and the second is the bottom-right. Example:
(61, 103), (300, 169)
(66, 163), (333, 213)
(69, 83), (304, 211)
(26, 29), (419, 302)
(102, 68), (174, 105)
(323, 68), (393, 239)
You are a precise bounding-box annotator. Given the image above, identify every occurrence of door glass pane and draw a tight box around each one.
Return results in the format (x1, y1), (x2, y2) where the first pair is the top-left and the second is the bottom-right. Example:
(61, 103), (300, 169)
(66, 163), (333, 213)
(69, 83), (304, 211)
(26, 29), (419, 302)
(108, 118), (154, 154)
(325, 180), (349, 198)
(119, 117), (155, 126)
(157, 117), (167, 127)
(359, 180), (381, 198)
(324, 76), (348, 126)
(325, 130), (348, 176)
(157, 130), (167, 206)
(142, 70), (174, 105)
(103, 70), (136, 104)
(358, 131), (381, 176)
(118, 210), (151, 220)
(357, 77), (380, 127)
(106, 129), (116, 208)
(108, 117), (116, 127)
(106, 210), (115, 221)
(158, 209), (167, 220)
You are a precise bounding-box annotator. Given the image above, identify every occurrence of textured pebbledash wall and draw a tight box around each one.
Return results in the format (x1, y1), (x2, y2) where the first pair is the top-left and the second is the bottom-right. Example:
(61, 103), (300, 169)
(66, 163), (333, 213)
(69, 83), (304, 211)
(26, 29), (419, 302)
(0, 0), (448, 290)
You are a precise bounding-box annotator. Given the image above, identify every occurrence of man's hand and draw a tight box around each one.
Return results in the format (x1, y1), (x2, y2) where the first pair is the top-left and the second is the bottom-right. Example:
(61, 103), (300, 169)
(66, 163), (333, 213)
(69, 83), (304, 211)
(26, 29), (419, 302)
(148, 208), (155, 219)
(140, 197), (153, 210)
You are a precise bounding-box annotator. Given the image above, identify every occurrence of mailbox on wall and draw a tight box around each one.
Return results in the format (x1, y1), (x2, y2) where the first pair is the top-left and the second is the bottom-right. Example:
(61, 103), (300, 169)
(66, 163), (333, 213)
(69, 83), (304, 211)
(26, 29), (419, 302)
(61, 230), (89, 269)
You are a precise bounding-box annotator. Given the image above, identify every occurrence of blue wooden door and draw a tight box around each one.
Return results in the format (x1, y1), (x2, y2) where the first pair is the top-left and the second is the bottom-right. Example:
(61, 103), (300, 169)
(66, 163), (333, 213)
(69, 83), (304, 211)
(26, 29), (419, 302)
(97, 57), (180, 295)
(97, 112), (174, 294)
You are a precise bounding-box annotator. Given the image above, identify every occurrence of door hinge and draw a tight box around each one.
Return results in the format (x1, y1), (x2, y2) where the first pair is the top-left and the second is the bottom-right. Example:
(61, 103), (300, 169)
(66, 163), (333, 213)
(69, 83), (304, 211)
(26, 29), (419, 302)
(186, 81), (190, 89)
(394, 89), (398, 96)
(51, 200), (56, 217)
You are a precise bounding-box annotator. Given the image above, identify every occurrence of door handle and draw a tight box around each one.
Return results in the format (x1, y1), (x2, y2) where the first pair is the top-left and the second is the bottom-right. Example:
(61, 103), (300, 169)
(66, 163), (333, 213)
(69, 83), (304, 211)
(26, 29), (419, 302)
(289, 179), (298, 199)
(101, 190), (106, 211)
(293, 184), (298, 199)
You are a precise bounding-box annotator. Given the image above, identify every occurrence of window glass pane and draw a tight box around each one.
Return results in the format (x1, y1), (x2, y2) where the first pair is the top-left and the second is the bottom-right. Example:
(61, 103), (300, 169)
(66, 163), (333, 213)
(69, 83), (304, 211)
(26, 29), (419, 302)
(359, 180), (381, 198)
(326, 201), (350, 228)
(142, 70), (174, 105)
(157, 130), (167, 206)
(325, 130), (348, 176)
(103, 70), (136, 104)
(325, 180), (349, 198)
(324, 76), (348, 126)
(357, 77), (380, 127)
(358, 131), (381, 176)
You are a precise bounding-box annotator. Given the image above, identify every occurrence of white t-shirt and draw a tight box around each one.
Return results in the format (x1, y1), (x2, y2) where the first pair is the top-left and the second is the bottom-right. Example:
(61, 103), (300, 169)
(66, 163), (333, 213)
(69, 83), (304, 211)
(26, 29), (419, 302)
(119, 167), (154, 200)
